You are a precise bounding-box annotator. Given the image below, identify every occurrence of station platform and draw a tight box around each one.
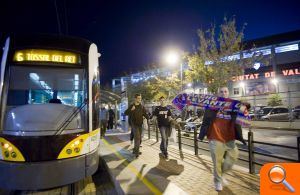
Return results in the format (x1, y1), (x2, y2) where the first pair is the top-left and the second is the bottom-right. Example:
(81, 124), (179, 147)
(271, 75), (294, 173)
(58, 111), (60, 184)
(100, 128), (260, 195)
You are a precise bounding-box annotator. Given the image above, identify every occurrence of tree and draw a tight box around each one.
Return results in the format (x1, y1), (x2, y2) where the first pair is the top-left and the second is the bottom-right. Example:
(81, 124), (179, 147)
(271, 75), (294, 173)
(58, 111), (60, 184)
(185, 16), (266, 94)
(126, 80), (153, 103)
(267, 93), (283, 107)
(126, 72), (181, 103)
(147, 73), (181, 101)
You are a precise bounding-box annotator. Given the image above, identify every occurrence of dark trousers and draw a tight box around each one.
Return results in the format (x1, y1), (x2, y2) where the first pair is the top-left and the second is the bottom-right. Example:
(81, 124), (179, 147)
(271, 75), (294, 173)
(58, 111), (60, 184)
(108, 118), (114, 129)
(130, 126), (142, 145)
(131, 125), (142, 155)
(100, 120), (108, 137)
(130, 129), (134, 141)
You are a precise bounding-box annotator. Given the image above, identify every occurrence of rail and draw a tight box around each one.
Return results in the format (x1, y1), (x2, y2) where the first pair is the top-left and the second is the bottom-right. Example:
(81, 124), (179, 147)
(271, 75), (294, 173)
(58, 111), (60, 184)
(147, 120), (299, 174)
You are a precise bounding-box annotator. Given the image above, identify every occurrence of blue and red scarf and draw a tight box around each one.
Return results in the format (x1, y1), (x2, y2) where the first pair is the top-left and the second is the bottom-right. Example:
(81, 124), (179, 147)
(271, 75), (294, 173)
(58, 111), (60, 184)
(172, 93), (251, 127)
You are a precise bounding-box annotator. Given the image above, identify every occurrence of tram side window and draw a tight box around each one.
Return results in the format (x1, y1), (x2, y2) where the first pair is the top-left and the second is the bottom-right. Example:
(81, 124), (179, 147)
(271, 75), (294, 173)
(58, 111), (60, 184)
(92, 67), (100, 130)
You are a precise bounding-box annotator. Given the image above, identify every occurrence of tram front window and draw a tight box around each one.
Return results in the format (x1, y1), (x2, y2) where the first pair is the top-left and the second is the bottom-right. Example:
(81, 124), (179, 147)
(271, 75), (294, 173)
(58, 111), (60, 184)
(2, 66), (87, 135)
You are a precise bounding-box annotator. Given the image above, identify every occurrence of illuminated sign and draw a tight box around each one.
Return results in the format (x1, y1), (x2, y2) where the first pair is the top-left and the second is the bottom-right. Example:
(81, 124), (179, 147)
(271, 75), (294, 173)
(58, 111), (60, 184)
(232, 68), (300, 82)
(13, 49), (80, 64)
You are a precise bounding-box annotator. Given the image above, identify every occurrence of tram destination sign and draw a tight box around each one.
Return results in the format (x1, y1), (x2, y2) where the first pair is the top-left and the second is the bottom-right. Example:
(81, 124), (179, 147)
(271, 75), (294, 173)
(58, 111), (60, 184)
(13, 49), (80, 64)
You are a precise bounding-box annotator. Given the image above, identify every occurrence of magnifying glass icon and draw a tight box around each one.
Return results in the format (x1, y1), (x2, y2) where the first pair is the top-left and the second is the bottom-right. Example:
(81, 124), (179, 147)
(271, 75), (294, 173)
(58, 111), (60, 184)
(268, 165), (295, 193)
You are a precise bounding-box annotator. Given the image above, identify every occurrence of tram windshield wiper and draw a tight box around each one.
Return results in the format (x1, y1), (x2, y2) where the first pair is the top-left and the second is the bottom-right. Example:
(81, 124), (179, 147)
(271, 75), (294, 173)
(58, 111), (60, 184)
(55, 99), (88, 135)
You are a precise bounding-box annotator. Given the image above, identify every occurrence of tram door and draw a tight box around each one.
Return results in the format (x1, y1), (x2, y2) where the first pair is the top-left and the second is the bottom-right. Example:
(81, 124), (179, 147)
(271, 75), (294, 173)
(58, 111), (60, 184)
(88, 44), (100, 152)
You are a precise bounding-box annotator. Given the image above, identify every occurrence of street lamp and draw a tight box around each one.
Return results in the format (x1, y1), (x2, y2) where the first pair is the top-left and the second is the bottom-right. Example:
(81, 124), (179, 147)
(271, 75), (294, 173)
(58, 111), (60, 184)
(164, 50), (183, 91)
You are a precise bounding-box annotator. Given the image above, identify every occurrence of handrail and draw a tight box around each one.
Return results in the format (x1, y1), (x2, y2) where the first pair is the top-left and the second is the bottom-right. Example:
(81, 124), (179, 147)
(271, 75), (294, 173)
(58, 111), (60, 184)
(147, 120), (299, 174)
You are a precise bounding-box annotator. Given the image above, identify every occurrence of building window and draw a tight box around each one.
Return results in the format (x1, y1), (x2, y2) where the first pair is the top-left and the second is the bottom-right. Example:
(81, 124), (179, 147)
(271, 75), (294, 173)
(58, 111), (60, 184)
(243, 48), (271, 58)
(275, 44), (299, 53)
(233, 88), (239, 95)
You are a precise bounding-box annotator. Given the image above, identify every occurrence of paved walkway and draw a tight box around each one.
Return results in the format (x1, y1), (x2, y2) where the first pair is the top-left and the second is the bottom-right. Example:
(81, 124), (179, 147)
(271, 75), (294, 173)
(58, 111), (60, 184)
(100, 129), (260, 195)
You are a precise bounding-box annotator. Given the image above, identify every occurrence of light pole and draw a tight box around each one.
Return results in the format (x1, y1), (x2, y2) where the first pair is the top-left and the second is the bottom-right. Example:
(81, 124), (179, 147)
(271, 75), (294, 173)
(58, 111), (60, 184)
(165, 50), (183, 92)
(240, 82), (245, 96)
(271, 78), (279, 93)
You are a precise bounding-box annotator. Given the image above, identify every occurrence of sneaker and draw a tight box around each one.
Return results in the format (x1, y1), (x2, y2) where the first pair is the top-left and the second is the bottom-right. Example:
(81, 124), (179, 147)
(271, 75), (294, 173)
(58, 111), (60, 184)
(222, 177), (229, 186)
(132, 151), (142, 155)
(214, 182), (223, 191)
(165, 155), (169, 161)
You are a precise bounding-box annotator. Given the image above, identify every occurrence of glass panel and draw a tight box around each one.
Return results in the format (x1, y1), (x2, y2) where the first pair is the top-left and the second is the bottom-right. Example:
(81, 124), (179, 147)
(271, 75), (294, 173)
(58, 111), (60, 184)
(275, 44), (299, 53)
(2, 66), (87, 135)
(7, 66), (85, 106)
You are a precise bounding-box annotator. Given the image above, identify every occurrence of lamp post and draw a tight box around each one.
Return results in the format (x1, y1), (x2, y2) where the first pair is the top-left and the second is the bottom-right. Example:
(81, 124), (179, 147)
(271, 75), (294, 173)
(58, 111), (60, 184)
(165, 50), (183, 92)
(240, 82), (245, 96)
(271, 78), (279, 93)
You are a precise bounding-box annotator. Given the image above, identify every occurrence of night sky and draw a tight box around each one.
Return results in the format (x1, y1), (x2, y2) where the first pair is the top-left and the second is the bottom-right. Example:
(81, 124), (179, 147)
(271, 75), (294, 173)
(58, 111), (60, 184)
(1, 0), (300, 85)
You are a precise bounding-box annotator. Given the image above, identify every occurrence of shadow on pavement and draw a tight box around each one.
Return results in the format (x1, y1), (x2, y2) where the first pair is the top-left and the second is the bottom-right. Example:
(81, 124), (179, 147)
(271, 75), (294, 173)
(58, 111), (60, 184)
(127, 154), (184, 194)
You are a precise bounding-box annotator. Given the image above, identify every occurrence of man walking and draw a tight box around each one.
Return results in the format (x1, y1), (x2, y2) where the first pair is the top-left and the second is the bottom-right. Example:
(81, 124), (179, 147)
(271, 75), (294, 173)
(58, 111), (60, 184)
(125, 94), (149, 158)
(198, 86), (247, 191)
(107, 105), (115, 129)
(100, 104), (109, 138)
(153, 96), (172, 160)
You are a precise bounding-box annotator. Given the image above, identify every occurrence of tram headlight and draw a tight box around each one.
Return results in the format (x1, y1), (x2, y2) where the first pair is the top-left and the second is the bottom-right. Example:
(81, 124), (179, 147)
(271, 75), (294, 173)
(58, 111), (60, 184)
(74, 147), (80, 153)
(57, 132), (92, 159)
(11, 152), (17, 158)
(0, 138), (25, 161)
(4, 151), (9, 158)
(4, 143), (9, 149)
(66, 149), (72, 154)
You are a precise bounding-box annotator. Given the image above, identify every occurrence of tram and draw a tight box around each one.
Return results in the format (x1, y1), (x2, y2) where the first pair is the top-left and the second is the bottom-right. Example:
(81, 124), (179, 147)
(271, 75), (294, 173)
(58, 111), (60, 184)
(0, 34), (101, 190)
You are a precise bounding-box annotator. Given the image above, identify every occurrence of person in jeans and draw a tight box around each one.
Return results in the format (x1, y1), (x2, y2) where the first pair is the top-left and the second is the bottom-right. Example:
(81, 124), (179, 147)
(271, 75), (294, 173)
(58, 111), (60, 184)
(99, 104), (109, 138)
(153, 96), (172, 160)
(198, 86), (248, 191)
(125, 94), (149, 158)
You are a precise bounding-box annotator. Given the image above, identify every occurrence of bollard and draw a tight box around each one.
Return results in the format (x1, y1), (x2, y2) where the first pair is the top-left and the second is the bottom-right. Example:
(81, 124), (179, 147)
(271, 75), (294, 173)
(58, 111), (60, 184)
(194, 126), (198, 155)
(298, 137), (300, 162)
(178, 123), (182, 151)
(248, 130), (255, 174)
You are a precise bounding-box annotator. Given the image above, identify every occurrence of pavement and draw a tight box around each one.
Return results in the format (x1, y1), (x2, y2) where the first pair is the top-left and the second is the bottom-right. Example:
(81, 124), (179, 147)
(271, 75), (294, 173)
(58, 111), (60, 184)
(251, 120), (300, 130)
(99, 128), (260, 195)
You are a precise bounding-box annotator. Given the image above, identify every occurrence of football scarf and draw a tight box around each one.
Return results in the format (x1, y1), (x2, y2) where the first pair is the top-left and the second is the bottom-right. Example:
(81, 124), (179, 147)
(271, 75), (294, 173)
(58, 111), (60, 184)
(172, 93), (251, 126)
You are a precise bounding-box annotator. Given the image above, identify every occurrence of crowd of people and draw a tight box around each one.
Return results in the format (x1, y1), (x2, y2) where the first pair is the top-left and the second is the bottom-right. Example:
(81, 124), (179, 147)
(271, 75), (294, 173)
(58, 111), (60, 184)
(99, 86), (250, 192)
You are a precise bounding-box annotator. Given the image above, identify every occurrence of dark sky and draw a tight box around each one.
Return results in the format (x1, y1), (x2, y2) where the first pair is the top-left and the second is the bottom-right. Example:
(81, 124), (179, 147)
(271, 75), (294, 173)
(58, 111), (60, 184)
(1, 0), (300, 85)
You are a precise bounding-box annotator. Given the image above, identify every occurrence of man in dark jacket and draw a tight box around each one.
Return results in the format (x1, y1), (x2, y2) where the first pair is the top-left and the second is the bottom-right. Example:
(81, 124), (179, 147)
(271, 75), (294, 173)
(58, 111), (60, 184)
(198, 86), (248, 191)
(125, 93), (149, 158)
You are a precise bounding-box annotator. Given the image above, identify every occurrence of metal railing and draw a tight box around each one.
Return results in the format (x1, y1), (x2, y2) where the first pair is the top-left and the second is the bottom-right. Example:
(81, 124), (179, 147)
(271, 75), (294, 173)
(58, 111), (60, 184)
(147, 120), (300, 174)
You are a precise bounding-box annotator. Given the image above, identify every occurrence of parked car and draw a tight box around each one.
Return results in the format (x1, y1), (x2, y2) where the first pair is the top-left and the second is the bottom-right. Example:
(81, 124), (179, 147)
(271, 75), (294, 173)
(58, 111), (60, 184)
(261, 106), (291, 121)
(248, 106), (266, 119)
(184, 116), (202, 132)
(292, 105), (300, 119)
(256, 107), (273, 119)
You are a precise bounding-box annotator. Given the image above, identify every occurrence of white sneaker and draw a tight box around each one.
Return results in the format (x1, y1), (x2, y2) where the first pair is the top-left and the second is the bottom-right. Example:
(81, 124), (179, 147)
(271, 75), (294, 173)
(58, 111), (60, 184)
(214, 182), (223, 191)
(222, 177), (229, 186)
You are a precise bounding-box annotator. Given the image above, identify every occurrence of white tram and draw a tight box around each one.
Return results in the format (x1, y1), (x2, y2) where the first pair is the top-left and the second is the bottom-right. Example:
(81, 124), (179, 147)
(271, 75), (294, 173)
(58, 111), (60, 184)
(0, 34), (101, 190)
